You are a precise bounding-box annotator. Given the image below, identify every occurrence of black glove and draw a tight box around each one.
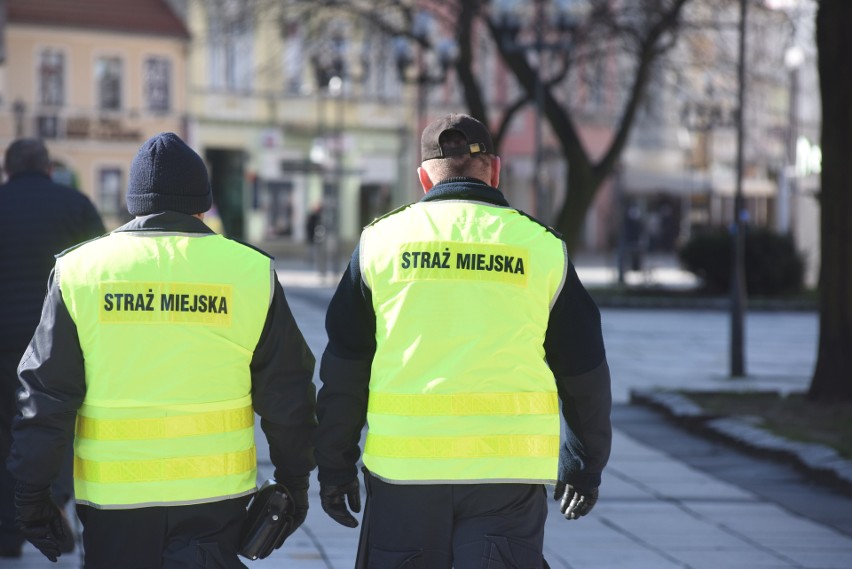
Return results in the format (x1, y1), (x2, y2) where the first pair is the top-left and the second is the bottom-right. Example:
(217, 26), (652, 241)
(553, 482), (599, 520)
(320, 479), (361, 528)
(14, 483), (73, 562)
(278, 480), (309, 544)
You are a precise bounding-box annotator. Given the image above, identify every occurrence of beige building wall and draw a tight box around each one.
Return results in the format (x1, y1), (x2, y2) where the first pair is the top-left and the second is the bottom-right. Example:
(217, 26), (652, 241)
(1, 23), (188, 228)
(182, 0), (410, 254)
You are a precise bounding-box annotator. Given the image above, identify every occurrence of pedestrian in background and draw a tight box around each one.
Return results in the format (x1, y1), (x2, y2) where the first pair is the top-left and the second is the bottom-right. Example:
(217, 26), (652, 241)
(314, 114), (612, 568)
(6, 132), (317, 567)
(0, 138), (105, 559)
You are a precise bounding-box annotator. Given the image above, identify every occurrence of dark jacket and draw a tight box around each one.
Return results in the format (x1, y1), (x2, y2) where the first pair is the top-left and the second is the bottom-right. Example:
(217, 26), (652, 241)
(0, 172), (105, 356)
(315, 178), (612, 492)
(7, 212), (317, 492)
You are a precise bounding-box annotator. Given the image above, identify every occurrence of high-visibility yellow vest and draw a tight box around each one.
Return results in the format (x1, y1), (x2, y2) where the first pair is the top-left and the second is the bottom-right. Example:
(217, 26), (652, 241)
(57, 230), (272, 508)
(360, 199), (567, 484)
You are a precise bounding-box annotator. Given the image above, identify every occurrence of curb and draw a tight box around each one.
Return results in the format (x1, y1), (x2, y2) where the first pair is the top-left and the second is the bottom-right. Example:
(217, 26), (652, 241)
(629, 388), (852, 497)
(590, 293), (818, 312)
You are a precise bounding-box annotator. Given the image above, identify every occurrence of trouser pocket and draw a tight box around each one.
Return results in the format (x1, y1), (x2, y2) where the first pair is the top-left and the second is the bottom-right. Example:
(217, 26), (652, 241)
(195, 542), (246, 569)
(482, 535), (543, 569)
(367, 546), (427, 569)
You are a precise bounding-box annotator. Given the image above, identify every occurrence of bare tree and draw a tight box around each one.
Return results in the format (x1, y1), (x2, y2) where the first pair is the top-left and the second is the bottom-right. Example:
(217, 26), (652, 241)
(808, 0), (852, 401)
(278, 0), (693, 252)
(487, 0), (692, 251)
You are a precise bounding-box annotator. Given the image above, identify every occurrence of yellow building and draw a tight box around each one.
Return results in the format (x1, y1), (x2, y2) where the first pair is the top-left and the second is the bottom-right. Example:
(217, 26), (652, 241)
(0, 0), (190, 228)
(177, 0), (412, 264)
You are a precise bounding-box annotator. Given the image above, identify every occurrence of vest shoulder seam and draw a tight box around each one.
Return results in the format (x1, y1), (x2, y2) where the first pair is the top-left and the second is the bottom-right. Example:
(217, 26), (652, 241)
(55, 233), (110, 258)
(223, 237), (274, 260)
(364, 203), (413, 228)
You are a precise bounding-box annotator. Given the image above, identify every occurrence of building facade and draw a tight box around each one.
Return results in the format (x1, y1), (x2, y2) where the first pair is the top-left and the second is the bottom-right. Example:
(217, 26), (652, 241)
(172, 0), (413, 269)
(0, 0), (191, 229)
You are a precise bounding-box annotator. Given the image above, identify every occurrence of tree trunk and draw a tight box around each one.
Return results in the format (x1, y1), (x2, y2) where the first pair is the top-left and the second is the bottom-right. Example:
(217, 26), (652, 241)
(808, 0), (852, 401)
(555, 163), (601, 254)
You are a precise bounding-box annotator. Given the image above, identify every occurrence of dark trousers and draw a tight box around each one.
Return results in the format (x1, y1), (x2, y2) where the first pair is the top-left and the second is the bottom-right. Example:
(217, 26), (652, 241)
(357, 471), (548, 569)
(1, 351), (75, 552)
(76, 496), (251, 569)
(0, 352), (24, 551)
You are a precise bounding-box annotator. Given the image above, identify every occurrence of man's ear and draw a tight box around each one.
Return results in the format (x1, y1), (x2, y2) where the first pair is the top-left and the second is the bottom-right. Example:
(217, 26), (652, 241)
(490, 156), (501, 188)
(418, 166), (434, 194)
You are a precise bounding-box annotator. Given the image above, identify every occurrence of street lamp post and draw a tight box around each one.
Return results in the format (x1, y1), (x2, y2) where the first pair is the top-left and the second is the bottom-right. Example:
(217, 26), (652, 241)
(393, 14), (457, 203)
(491, 0), (580, 220)
(778, 44), (804, 235)
(310, 29), (372, 278)
(393, 27), (458, 138)
(311, 38), (347, 278)
(730, 0), (749, 378)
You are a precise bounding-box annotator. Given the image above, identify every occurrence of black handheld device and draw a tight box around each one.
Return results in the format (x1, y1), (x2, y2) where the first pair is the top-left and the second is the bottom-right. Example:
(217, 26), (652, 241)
(238, 479), (295, 560)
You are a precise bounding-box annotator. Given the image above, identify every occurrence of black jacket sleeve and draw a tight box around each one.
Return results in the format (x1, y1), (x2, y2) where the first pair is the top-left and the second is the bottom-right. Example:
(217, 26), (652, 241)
(544, 262), (613, 492)
(314, 245), (375, 486)
(251, 273), (318, 489)
(7, 270), (86, 487)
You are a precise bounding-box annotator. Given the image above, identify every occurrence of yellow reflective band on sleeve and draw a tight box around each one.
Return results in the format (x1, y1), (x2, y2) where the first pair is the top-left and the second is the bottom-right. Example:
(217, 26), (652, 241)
(99, 282), (233, 326)
(368, 392), (557, 416)
(76, 405), (254, 441)
(394, 241), (529, 286)
(365, 434), (559, 459)
(75, 447), (256, 483)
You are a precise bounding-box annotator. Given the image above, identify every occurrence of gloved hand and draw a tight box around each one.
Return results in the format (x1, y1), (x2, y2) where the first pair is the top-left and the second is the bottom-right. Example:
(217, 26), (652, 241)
(553, 482), (599, 520)
(14, 482), (73, 562)
(278, 481), (309, 542)
(320, 479), (361, 528)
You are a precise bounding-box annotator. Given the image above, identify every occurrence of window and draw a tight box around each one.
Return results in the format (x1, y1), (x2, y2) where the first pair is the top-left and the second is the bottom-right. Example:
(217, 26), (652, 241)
(282, 21), (304, 95)
(145, 57), (171, 112)
(36, 115), (60, 138)
(96, 57), (123, 111)
(98, 168), (123, 216)
(38, 49), (65, 107)
(208, 1), (253, 91)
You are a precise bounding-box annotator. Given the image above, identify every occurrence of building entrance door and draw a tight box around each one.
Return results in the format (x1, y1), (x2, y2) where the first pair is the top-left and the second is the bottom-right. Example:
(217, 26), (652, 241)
(206, 148), (245, 238)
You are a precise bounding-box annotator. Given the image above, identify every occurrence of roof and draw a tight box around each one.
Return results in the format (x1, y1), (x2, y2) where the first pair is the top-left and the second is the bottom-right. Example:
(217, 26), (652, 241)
(7, 0), (190, 39)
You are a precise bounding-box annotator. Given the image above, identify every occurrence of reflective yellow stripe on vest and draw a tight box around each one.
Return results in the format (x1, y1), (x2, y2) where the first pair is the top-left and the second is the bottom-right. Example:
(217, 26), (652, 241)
(75, 448), (256, 484)
(368, 392), (558, 416)
(360, 200), (567, 484)
(77, 404), (254, 441)
(366, 434), (560, 459)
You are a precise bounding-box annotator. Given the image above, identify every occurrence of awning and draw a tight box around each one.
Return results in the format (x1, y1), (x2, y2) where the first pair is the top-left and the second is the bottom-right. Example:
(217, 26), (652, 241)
(621, 167), (776, 198)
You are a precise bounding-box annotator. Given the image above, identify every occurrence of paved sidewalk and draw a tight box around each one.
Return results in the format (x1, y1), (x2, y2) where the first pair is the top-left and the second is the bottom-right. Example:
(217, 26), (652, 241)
(10, 260), (852, 568)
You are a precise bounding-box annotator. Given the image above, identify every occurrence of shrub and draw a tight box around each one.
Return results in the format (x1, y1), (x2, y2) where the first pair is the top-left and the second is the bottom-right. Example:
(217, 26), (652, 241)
(678, 226), (804, 296)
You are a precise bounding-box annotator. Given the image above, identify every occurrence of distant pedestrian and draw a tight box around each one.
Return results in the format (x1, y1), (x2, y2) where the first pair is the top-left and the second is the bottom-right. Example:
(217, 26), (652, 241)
(6, 132), (317, 566)
(0, 138), (105, 559)
(306, 203), (324, 245)
(306, 203), (326, 267)
(314, 114), (612, 568)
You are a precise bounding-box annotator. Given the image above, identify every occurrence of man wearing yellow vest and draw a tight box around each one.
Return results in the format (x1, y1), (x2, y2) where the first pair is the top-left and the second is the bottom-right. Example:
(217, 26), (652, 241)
(7, 133), (317, 567)
(315, 114), (612, 568)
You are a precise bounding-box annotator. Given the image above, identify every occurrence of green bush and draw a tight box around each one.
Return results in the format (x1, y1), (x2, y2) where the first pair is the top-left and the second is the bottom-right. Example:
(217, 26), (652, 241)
(678, 226), (804, 296)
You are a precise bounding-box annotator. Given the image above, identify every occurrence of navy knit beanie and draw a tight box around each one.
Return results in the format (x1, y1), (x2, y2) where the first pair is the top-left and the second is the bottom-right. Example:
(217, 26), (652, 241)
(126, 132), (212, 216)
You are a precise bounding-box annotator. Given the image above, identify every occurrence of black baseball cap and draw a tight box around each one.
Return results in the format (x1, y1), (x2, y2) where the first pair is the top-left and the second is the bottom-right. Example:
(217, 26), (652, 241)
(420, 113), (496, 162)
